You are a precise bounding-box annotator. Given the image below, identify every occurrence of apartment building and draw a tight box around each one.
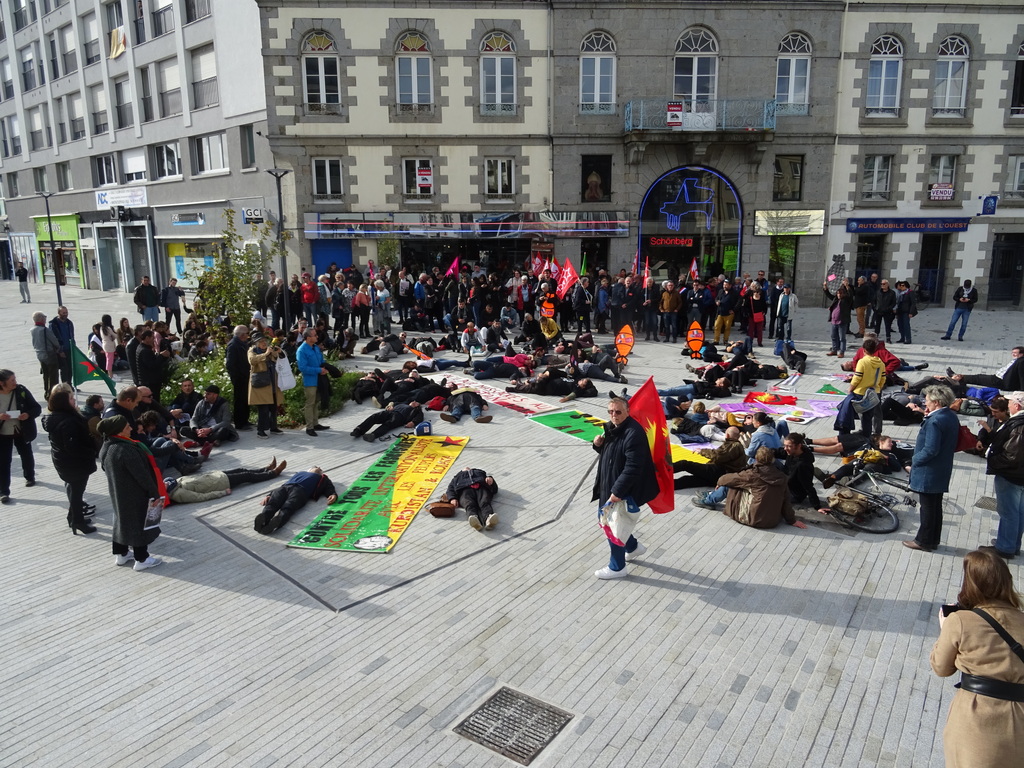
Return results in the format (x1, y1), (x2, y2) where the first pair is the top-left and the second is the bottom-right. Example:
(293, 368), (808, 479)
(0, 0), (272, 292)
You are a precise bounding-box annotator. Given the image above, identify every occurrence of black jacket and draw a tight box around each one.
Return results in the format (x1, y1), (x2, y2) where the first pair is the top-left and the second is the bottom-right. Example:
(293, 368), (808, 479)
(445, 468), (499, 500)
(987, 414), (1024, 486)
(136, 344), (168, 392)
(43, 409), (98, 479)
(591, 416), (660, 506)
(225, 337), (251, 381)
(4, 385), (42, 442)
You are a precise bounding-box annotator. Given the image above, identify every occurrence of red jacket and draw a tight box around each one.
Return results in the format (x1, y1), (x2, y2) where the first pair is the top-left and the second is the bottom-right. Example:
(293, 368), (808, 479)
(300, 282), (319, 304)
(849, 341), (901, 375)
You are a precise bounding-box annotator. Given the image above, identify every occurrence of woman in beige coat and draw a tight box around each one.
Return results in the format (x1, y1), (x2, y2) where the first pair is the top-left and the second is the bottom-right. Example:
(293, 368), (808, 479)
(930, 548), (1024, 767)
(248, 335), (284, 438)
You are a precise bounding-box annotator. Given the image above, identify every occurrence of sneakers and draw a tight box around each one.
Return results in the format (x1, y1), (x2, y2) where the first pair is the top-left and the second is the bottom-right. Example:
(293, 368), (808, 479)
(133, 556), (162, 571)
(114, 552), (135, 566)
(946, 367), (956, 378)
(269, 428), (284, 434)
(595, 566), (628, 580)
(485, 513), (498, 530)
(475, 415), (493, 424)
(619, 375), (628, 384)
(257, 431), (269, 439)
(692, 493), (718, 510)
(625, 542), (647, 562)
(469, 515), (483, 531)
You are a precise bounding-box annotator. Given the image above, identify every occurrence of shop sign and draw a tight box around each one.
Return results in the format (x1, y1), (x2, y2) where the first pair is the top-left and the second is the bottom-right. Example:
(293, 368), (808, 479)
(845, 217), (970, 233)
(242, 207), (265, 224)
(95, 187), (148, 209)
(647, 236), (695, 248)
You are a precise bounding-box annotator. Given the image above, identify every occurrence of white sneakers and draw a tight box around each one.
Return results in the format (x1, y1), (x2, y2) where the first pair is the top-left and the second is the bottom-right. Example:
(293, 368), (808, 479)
(594, 566), (628, 580)
(625, 542), (647, 562)
(133, 557), (163, 572)
(114, 552), (135, 567)
(485, 514), (498, 530)
(468, 516), (483, 531)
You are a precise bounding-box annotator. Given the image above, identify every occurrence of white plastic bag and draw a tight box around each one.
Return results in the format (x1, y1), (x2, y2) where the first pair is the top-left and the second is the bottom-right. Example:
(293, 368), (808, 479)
(276, 357), (297, 391)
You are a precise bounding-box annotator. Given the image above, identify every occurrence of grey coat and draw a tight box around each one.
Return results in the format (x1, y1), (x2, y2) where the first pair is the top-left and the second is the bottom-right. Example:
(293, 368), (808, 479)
(100, 437), (161, 547)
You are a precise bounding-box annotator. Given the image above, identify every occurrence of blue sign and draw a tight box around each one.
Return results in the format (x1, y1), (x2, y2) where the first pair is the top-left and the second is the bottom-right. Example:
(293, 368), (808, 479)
(846, 218), (970, 234)
(980, 196), (998, 216)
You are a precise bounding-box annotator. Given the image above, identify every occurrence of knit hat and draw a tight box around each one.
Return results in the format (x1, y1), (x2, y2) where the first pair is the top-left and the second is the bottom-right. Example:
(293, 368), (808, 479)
(98, 415), (128, 437)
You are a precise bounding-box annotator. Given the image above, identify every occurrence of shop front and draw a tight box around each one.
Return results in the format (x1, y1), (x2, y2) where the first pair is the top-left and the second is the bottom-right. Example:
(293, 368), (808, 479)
(32, 213), (84, 289)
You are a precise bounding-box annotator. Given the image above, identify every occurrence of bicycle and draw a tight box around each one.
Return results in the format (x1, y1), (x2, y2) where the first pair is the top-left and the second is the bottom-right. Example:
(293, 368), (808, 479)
(821, 457), (912, 533)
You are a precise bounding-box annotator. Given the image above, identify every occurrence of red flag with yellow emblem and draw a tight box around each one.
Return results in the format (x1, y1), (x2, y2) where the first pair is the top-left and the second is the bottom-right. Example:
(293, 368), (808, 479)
(628, 377), (674, 514)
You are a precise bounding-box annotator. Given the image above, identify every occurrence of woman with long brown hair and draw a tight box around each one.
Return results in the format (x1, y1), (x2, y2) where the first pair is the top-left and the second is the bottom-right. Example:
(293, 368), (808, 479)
(931, 548), (1024, 767)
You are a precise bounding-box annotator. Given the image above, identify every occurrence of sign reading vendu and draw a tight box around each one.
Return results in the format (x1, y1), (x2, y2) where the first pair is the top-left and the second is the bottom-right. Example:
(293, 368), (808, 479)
(846, 218), (971, 233)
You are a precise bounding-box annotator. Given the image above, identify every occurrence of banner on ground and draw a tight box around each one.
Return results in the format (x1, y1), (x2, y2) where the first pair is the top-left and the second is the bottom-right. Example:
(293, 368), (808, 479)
(527, 409), (705, 464)
(288, 435), (468, 553)
(424, 373), (558, 415)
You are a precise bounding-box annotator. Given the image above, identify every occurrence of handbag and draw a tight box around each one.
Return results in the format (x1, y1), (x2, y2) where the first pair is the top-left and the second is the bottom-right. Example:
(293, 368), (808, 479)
(955, 424), (978, 453)
(752, 311), (765, 324)
(250, 370), (272, 388)
(276, 357), (297, 391)
(851, 389), (879, 415)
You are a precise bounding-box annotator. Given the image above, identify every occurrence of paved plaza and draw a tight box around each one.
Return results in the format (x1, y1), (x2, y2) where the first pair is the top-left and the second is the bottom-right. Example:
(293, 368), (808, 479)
(2, 280), (1022, 767)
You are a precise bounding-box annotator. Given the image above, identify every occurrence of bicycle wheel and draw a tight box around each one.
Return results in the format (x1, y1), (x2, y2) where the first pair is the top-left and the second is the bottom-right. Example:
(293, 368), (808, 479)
(845, 501), (899, 534)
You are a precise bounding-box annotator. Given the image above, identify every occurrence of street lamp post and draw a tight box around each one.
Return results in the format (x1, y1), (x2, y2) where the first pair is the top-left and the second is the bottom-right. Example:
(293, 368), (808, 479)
(39, 192), (63, 308)
(266, 168), (291, 333)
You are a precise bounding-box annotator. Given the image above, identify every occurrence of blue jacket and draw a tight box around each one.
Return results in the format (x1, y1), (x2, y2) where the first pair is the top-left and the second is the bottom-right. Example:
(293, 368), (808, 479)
(746, 425), (782, 465)
(295, 341), (324, 383)
(284, 471), (336, 499)
(909, 407), (959, 494)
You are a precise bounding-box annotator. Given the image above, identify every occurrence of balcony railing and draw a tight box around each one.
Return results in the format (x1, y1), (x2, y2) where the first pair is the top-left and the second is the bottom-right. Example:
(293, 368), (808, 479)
(62, 49), (77, 75)
(132, 17), (146, 45)
(865, 106), (902, 118)
(84, 40), (101, 66)
(397, 102), (433, 113)
(115, 103), (133, 129)
(776, 101), (809, 117)
(479, 102), (517, 116)
(21, 67), (38, 92)
(159, 89), (182, 118)
(580, 102), (616, 115)
(191, 77), (218, 109)
(304, 102), (342, 116)
(931, 107), (966, 118)
(14, 8), (32, 31)
(624, 99), (777, 132)
(70, 117), (85, 140)
(92, 110), (108, 134)
(152, 6), (174, 37)
(185, 0), (211, 23)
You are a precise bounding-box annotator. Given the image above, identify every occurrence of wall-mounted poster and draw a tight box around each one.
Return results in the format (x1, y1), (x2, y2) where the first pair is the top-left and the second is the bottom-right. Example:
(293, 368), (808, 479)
(581, 155), (612, 202)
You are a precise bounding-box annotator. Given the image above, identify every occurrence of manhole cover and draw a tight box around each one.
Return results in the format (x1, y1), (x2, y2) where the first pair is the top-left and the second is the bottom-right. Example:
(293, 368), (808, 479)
(976, 496), (998, 511)
(454, 686), (573, 765)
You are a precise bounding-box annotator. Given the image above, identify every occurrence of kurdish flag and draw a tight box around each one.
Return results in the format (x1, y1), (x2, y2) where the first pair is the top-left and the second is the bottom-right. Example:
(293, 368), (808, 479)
(71, 345), (116, 396)
(627, 377), (674, 514)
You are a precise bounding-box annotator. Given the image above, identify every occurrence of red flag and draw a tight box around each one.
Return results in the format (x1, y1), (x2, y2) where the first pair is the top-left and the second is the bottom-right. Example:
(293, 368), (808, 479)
(689, 257), (699, 281)
(530, 254), (545, 277)
(549, 255), (561, 279)
(743, 391), (798, 406)
(643, 254), (650, 284)
(627, 377), (674, 514)
(444, 256), (459, 277)
(556, 257), (579, 299)
(632, 250), (640, 276)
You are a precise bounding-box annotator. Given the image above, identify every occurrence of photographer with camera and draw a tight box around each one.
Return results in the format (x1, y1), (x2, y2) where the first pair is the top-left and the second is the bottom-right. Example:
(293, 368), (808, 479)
(248, 334), (284, 439)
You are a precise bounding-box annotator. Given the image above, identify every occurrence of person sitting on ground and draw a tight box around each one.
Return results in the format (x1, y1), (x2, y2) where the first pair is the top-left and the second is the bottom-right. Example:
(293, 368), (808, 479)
(167, 378), (202, 424)
(746, 412), (784, 465)
(350, 402), (425, 442)
(438, 467), (500, 531)
(703, 445), (809, 530)
(253, 465), (337, 535)
(441, 387), (492, 424)
(137, 410), (205, 474)
(777, 432), (821, 508)
(819, 434), (906, 489)
(180, 384), (236, 448)
(514, 313), (541, 346)
(974, 397), (1010, 454)
(102, 386), (142, 439)
(460, 322), (485, 354)
(672, 426), (747, 489)
(167, 456), (287, 503)
(481, 319), (509, 354)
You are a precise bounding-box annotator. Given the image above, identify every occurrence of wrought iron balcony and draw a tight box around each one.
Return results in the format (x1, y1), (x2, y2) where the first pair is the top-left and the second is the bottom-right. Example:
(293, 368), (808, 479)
(624, 99), (776, 132)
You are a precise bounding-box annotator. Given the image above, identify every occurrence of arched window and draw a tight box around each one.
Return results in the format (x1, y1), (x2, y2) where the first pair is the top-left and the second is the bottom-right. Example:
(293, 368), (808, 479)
(480, 31), (516, 115)
(674, 28), (718, 110)
(396, 32), (432, 109)
(776, 33), (811, 115)
(867, 35), (903, 116)
(302, 32), (340, 114)
(579, 31), (616, 114)
(933, 36), (969, 116)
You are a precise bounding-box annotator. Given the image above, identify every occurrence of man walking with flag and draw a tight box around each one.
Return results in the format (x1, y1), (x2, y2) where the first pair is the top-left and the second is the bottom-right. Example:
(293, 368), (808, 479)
(591, 381), (671, 579)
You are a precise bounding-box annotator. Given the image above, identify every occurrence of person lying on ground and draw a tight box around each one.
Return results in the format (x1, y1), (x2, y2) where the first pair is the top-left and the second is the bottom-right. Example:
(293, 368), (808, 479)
(673, 426), (747, 489)
(439, 467), (500, 531)
(350, 403), (425, 442)
(253, 465), (337, 535)
(167, 457), (287, 503)
(440, 388), (492, 424)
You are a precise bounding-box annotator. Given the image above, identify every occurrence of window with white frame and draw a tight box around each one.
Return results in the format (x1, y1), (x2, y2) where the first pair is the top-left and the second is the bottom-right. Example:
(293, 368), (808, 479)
(928, 154), (957, 201)
(776, 33), (811, 116)
(674, 28), (718, 109)
(56, 161), (72, 191)
(861, 155), (892, 200)
(94, 153), (117, 186)
(396, 32), (432, 109)
(312, 158), (343, 200)
(122, 147), (147, 183)
(485, 158), (514, 197)
(480, 32), (516, 115)
(579, 31), (616, 114)
(867, 35), (903, 116)
(403, 158), (432, 195)
(152, 141), (181, 179)
(1013, 43), (1024, 116)
(190, 132), (226, 174)
(302, 32), (340, 114)
(933, 36), (969, 116)
(1007, 156), (1024, 198)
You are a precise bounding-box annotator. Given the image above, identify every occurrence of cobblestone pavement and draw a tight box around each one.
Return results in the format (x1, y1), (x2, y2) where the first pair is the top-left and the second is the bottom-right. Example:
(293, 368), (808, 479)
(3, 282), (1020, 767)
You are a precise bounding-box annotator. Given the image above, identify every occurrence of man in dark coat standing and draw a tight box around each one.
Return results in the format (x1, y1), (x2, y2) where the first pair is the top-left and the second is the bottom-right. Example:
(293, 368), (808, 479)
(224, 325), (252, 430)
(48, 306), (75, 384)
(591, 395), (659, 579)
(135, 330), (169, 404)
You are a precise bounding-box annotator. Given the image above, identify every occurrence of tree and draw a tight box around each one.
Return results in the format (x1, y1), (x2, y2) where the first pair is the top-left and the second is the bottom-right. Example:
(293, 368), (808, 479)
(188, 208), (278, 326)
(376, 237), (401, 273)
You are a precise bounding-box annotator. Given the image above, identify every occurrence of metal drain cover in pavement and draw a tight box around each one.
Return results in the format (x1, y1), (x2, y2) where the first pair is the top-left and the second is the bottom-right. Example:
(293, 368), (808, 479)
(453, 686), (573, 765)
(976, 496), (998, 511)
